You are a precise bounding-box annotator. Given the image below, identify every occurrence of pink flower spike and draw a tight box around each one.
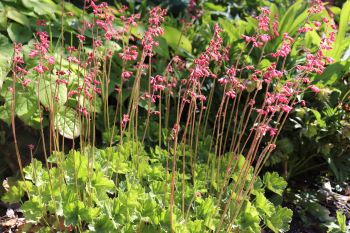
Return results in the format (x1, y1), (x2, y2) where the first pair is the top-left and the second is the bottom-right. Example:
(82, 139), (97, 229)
(256, 109), (267, 115)
(257, 7), (270, 32)
(29, 50), (39, 59)
(76, 34), (86, 42)
(260, 34), (271, 42)
(225, 90), (236, 99)
(46, 56), (55, 65)
(22, 79), (32, 87)
(68, 46), (77, 53)
(281, 105), (293, 113)
(325, 57), (334, 64)
(33, 63), (47, 74)
(119, 46), (138, 61)
(121, 71), (133, 80)
(122, 114), (130, 126)
(309, 85), (320, 93)
(28, 144), (35, 151)
(36, 19), (46, 27)
(313, 21), (321, 28)
(269, 128), (277, 137)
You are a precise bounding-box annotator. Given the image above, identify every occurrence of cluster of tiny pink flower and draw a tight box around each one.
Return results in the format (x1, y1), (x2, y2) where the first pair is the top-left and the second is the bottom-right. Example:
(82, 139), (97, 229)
(271, 33), (294, 58)
(142, 7), (167, 57)
(119, 46), (138, 61)
(257, 8), (270, 32)
(12, 44), (28, 87)
(187, 0), (201, 20)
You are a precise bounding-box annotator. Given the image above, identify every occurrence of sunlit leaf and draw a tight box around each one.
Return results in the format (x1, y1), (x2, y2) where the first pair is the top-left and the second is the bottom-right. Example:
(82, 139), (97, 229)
(263, 172), (287, 195)
(55, 107), (81, 139)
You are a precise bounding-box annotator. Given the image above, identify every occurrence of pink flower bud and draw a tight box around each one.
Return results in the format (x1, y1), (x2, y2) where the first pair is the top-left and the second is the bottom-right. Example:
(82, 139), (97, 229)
(309, 85), (320, 93)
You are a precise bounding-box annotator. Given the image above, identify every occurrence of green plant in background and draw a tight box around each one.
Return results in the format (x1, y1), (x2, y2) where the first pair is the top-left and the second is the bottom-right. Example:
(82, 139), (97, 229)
(0, 0), (348, 232)
(326, 210), (350, 233)
(265, 0), (350, 181)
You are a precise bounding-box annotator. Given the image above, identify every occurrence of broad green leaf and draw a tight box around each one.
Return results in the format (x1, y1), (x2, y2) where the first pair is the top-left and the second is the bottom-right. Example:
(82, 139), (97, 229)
(21, 0), (59, 17)
(15, 92), (37, 121)
(330, 6), (341, 15)
(263, 172), (287, 195)
(218, 18), (238, 43)
(336, 210), (347, 232)
(63, 199), (99, 226)
(63, 2), (83, 16)
(266, 207), (293, 233)
(289, 8), (308, 35)
(91, 171), (115, 198)
(259, 59), (272, 70)
(130, 24), (146, 39)
(314, 62), (344, 84)
(0, 105), (11, 124)
(305, 29), (321, 47)
(198, 197), (218, 230)
(0, 6), (7, 30)
(22, 196), (45, 223)
(277, 138), (294, 155)
(0, 34), (13, 89)
(6, 8), (30, 26)
(310, 109), (326, 128)
(7, 22), (32, 43)
(55, 107), (81, 139)
(163, 26), (192, 53)
(306, 201), (333, 222)
(2, 181), (26, 204)
(64, 151), (88, 184)
(237, 201), (261, 233)
(154, 37), (170, 59)
(255, 192), (275, 217)
(329, 0), (350, 60)
(279, 0), (305, 34)
(92, 216), (118, 232)
(204, 2), (226, 12)
(187, 220), (204, 233)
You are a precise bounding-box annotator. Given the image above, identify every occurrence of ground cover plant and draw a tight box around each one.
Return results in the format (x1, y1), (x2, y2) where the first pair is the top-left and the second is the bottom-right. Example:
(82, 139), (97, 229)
(0, 0), (349, 232)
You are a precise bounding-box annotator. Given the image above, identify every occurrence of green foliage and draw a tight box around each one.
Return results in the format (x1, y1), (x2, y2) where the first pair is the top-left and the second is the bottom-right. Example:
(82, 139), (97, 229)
(263, 172), (288, 196)
(2, 142), (292, 232)
(0, 0), (348, 232)
(266, 207), (293, 233)
(163, 26), (192, 54)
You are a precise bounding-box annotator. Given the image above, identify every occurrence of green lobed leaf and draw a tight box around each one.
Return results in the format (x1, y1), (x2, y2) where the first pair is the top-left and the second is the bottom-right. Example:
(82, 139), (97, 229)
(237, 201), (261, 233)
(15, 92), (37, 121)
(64, 151), (88, 184)
(22, 196), (45, 223)
(263, 172), (287, 196)
(255, 192), (275, 217)
(2, 181), (26, 204)
(266, 206), (293, 233)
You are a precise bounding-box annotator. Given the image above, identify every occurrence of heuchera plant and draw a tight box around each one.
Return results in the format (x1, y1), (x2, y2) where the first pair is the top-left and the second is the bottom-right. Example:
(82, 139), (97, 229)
(0, 0), (337, 232)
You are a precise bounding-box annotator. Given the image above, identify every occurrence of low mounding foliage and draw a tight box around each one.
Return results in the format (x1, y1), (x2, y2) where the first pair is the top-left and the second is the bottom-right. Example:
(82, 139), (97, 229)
(3, 141), (292, 232)
(0, 0), (343, 232)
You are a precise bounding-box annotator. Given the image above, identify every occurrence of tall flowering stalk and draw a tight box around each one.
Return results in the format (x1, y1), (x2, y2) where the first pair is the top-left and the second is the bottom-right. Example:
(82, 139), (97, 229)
(5, 0), (336, 231)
